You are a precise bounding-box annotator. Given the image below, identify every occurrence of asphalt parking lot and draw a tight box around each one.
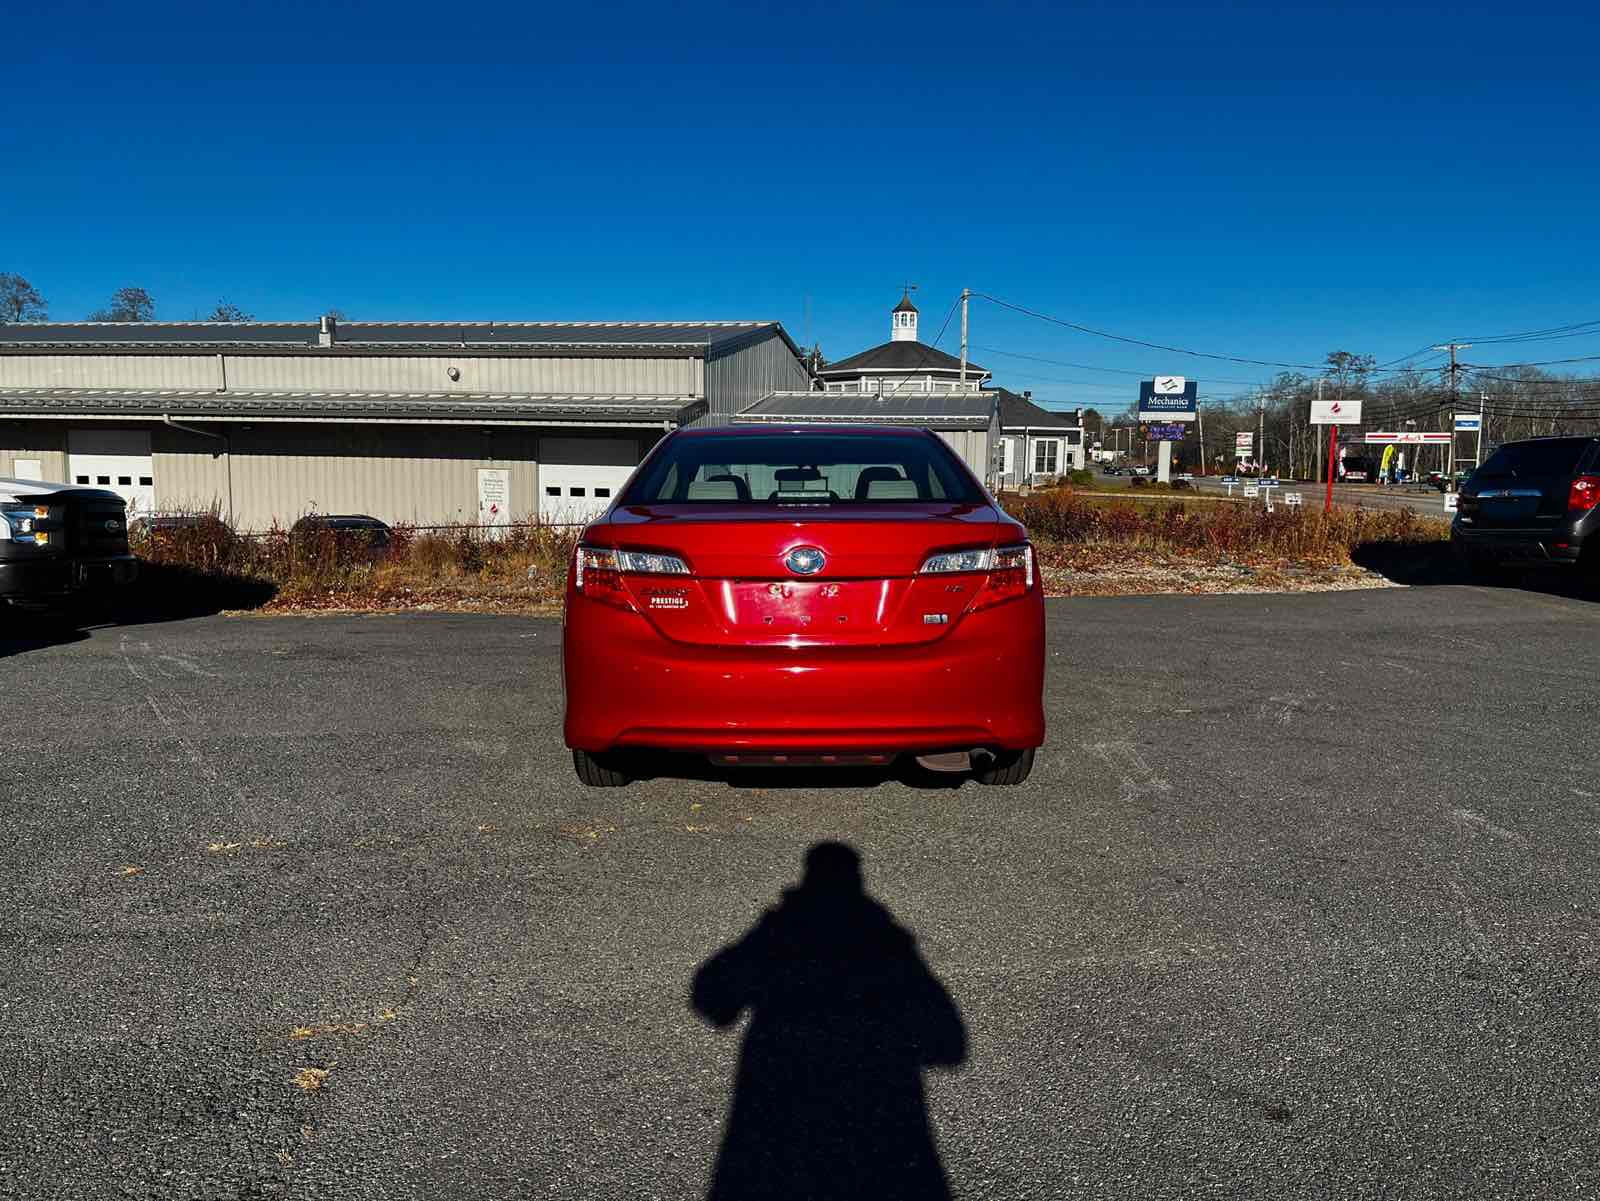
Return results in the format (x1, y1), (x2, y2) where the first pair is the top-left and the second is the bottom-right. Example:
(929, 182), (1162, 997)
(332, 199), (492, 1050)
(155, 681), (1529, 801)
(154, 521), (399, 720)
(3, 585), (1599, 1199)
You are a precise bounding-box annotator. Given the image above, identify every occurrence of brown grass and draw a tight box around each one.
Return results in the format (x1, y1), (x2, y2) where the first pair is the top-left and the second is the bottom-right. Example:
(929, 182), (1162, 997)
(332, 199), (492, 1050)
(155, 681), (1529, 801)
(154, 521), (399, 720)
(291, 1066), (331, 1093)
(1005, 488), (1450, 566)
(130, 512), (578, 613)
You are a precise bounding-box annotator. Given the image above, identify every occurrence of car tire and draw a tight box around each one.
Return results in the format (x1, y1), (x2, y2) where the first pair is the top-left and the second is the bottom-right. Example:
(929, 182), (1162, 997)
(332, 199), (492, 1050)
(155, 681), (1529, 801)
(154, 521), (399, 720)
(973, 747), (1036, 786)
(573, 749), (631, 787)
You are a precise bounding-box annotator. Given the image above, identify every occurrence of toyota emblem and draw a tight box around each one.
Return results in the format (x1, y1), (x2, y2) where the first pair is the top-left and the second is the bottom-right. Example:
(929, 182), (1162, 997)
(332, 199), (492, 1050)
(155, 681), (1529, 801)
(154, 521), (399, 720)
(784, 546), (826, 575)
(105, 519), (123, 532)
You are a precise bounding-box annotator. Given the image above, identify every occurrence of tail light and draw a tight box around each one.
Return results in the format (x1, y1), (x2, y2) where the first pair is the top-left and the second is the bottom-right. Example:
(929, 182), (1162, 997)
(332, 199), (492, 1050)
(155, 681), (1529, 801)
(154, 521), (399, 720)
(574, 545), (690, 609)
(1569, 475), (1600, 514)
(920, 543), (1035, 610)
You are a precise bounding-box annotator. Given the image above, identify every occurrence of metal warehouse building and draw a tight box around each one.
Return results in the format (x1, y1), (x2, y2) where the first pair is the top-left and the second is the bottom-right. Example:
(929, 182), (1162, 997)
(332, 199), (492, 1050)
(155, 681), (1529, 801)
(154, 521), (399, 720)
(0, 317), (808, 528)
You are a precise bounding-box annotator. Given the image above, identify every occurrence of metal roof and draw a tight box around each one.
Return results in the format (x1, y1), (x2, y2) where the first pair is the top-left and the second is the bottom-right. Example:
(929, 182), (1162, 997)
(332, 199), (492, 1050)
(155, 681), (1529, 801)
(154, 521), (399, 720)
(994, 388), (1080, 430)
(0, 387), (694, 424)
(735, 391), (996, 429)
(815, 340), (988, 377)
(0, 319), (787, 353)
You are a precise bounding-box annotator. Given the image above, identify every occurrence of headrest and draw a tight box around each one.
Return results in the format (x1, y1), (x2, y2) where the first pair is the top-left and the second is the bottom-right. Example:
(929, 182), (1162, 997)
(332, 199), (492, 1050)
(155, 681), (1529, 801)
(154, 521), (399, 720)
(865, 479), (919, 500)
(685, 479), (741, 501)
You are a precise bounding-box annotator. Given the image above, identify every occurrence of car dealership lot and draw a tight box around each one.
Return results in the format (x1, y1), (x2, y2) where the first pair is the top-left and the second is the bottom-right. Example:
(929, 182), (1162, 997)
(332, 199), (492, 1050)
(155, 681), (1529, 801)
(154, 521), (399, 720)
(3, 589), (1599, 1200)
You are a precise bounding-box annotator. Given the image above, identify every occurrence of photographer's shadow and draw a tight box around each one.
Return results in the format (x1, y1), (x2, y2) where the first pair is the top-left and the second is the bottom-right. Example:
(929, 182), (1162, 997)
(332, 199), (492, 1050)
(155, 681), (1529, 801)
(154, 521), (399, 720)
(691, 842), (967, 1201)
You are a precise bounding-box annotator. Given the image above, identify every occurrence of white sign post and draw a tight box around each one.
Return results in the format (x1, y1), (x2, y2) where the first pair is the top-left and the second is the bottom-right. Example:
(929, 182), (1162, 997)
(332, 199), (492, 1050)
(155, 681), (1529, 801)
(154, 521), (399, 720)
(1309, 398), (1364, 512)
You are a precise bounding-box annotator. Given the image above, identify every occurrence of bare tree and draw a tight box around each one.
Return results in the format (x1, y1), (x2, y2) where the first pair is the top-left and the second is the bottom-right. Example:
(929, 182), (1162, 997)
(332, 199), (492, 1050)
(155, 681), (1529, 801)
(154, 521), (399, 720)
(323, 308), (347, 321)
(87, 286), (157, 322)
(0, 273), (48, 322)
(206, 299), (254, 321)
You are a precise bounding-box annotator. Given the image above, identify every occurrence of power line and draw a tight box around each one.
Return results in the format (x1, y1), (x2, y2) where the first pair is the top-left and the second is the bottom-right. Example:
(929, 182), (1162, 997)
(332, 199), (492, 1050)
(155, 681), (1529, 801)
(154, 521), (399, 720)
(973, 291), (1329, 371)
(975, 291), (1462, 379)
(1456, 318), (1600, 346)
(972, 345), (1265, 386)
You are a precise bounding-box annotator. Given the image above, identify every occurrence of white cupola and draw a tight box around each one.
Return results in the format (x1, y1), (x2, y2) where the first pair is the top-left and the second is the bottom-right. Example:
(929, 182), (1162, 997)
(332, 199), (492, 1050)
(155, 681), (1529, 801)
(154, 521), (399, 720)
(891, 289), (919, 343)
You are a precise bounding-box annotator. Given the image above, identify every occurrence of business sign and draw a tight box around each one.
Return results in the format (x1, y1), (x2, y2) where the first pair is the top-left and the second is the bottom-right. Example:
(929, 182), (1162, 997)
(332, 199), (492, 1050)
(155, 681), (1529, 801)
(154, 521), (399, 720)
(1454, 413), (1482, 432)
(1234, 432), (1254, 449)
(1137, 376), (1198, 422)
(1443, 492), (1460, 512)
(1141, 423), (1187, 441)
(1364, 431), (1452, 445)
(1310, 399), (1363, 425)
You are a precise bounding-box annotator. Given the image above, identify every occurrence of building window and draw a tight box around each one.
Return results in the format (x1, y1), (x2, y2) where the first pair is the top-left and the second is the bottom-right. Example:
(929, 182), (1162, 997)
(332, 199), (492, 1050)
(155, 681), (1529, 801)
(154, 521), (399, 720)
(1000, 438), (1015, 476)
(1033, 440), (1059, 476)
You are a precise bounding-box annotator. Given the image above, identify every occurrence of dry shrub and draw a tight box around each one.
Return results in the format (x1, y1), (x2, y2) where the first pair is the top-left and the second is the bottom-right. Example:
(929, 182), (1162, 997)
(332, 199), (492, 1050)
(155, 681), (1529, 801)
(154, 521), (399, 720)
(131, 509), (580, 611)
(1005, 490), (1448, 566)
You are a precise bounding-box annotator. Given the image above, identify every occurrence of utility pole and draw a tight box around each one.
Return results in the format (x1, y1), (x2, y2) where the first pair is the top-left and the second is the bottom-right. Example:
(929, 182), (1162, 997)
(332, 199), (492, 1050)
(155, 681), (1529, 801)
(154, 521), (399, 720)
(1196, 403), (1206, 476)
(1432, 342), (1472, 481)
(959, 289), (970, 388)
(1315, 378), (1323, 483)
(1257, 392), (1266, 478)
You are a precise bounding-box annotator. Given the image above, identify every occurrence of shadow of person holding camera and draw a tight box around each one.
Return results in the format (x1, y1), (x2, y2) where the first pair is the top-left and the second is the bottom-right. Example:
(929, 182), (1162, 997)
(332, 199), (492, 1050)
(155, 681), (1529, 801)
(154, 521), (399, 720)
(691, 842), (967, 1201)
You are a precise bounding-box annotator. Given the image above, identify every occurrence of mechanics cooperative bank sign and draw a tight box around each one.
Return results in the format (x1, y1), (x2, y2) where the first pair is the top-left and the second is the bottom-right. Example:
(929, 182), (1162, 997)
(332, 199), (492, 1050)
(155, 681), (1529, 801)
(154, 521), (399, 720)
(1137, 376), (1198, 421)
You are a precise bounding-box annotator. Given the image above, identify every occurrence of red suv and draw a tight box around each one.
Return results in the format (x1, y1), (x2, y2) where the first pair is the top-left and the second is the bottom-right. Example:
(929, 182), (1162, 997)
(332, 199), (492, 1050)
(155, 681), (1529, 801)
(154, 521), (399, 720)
(562, 427), (1045, 786)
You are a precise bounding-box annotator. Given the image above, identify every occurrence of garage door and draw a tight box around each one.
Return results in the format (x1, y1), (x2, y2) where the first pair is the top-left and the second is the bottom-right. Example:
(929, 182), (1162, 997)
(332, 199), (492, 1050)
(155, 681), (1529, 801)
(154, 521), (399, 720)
(538, 463), (635, 525)
(68, 429), (155, 517)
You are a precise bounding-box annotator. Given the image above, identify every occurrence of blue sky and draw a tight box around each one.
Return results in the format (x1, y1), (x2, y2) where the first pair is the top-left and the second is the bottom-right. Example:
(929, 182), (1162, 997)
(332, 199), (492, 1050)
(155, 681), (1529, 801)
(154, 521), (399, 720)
(5, 0), (1596, 412)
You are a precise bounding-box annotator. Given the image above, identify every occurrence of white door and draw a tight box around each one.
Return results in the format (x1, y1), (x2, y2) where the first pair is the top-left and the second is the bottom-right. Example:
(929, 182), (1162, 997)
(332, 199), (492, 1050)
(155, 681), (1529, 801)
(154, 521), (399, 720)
(68, 429), (156, 517)
(538, 463), (635, 525)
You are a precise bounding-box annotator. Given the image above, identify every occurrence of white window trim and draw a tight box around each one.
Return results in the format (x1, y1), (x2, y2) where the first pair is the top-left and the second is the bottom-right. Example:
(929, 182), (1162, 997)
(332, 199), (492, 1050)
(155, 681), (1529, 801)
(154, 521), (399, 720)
(1033, 438), (1061, 476)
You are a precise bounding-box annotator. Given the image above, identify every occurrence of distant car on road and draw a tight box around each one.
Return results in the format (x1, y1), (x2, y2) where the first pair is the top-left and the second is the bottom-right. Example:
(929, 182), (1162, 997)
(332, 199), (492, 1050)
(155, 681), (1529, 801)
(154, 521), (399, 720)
(1452, 436), (1599, 584)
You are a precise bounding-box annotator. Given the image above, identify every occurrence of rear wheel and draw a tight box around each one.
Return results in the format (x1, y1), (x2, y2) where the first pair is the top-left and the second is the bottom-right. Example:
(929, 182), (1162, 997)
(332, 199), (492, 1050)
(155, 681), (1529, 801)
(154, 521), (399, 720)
(572, 749), (632, 788)
(973, 747), (1036, 786)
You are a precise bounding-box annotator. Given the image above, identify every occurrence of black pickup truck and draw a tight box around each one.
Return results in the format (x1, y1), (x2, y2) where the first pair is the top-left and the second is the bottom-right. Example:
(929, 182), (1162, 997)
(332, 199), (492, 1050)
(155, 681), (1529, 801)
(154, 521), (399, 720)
(0, 477), (139, 610)
(1451, 436), (1600, 583)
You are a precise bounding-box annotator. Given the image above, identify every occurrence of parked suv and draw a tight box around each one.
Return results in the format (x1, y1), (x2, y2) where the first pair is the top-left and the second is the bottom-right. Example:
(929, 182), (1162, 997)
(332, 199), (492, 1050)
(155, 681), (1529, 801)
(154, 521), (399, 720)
(1451, 436), (1600, 582)
(0, 477), (139, 609)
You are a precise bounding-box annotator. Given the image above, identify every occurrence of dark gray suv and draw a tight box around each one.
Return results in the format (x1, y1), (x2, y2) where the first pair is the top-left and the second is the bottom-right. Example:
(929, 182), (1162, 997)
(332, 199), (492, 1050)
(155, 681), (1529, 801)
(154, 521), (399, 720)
(1451, 436), (1600, 583)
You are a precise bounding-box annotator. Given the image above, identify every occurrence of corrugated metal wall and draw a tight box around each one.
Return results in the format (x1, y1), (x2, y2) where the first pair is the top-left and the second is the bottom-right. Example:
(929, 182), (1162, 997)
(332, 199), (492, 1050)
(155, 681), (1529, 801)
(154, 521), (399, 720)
(0, 422), (68, 481)
(704, 331), (811, 424)
(936, 428), (996, 482)
(0, 420), (656, 529)
(0, 353), (701, 396)
(158, 424), (663, 529)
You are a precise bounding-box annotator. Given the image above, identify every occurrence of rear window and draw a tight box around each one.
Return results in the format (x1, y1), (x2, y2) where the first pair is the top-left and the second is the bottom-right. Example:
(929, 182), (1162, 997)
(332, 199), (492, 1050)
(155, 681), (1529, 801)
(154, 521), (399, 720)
(1477, 439), (1593, 478)
(621, 433), (985, 505)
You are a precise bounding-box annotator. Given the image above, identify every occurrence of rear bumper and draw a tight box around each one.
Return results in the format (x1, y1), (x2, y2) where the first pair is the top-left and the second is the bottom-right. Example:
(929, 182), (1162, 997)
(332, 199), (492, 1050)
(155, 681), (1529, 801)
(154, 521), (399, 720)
(0, 554), (139, 599)
(1451, 526), (1585, 565)
(562, 596), (1046, 755)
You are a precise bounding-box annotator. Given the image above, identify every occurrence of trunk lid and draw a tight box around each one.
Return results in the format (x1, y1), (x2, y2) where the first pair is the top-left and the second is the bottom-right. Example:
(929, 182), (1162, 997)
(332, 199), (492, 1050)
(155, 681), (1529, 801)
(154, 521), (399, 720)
(598, 501), (1013, 647)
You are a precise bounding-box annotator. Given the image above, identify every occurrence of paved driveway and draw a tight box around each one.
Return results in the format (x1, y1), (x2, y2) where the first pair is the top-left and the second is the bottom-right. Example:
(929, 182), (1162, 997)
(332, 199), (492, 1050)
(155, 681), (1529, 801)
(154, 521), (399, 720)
(2, 586), (1598, 1199)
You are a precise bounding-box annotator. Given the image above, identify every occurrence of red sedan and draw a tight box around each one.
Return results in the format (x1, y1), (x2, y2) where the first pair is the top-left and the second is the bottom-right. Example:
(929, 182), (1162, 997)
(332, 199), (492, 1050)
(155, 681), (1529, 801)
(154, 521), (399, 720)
(562, 426), (1045, 786)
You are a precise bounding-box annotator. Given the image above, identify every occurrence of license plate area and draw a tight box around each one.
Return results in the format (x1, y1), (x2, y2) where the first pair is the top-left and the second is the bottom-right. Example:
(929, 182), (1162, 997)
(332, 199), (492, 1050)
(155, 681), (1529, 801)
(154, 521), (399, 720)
(726, 579), (888, 633)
